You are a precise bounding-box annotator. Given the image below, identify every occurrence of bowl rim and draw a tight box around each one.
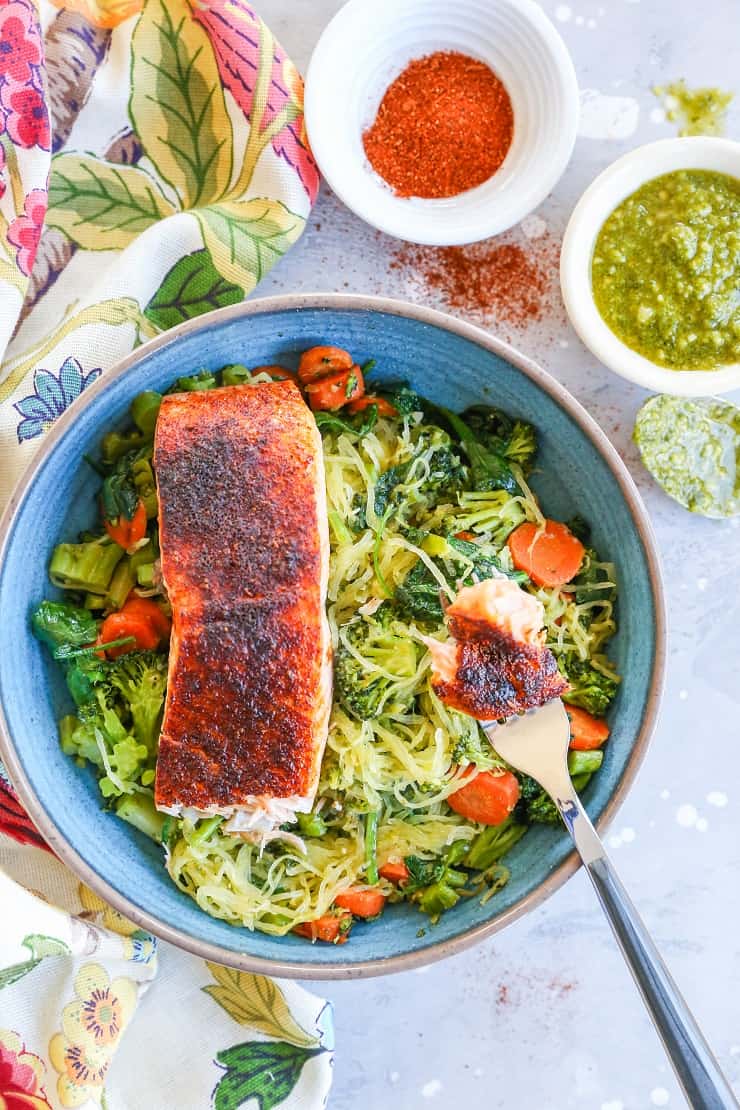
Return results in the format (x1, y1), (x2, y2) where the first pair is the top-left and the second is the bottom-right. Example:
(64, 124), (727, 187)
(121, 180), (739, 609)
(560, 136), (740, 396)
(304, 0), (579, 246)
(0, 292), (667, 979)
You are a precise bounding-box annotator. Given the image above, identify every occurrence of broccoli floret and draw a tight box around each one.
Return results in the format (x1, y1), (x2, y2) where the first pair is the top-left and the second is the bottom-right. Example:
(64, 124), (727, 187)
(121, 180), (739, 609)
(335, 616), (419, 720)
(106, 650), (168, 752)
(525, 790), (561, 825)
(460, 405), (538, 478)
(60, 650), (166, 797)
(505, 420), (537, 475)
(442, 408), (518, 494)
(403, 842), (469, 922)
(558, 651), (618, 716)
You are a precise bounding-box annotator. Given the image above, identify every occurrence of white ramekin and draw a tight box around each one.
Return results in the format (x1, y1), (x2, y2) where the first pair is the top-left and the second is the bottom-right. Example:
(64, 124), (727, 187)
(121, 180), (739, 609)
(304, 0), (578, 246)
(561, 137), (740, 397)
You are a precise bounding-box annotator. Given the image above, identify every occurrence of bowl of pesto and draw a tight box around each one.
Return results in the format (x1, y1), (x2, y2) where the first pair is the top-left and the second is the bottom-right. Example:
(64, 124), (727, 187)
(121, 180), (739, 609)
(560, 137), (740, 396)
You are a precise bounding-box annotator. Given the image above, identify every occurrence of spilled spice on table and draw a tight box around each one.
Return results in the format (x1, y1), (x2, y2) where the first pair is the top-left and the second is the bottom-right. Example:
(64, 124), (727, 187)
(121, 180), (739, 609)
(390, 231), (565, 332)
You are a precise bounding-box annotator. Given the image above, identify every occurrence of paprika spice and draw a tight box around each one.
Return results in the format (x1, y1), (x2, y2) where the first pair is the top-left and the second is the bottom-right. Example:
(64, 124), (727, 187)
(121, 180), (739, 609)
(363, 50), (514, 199)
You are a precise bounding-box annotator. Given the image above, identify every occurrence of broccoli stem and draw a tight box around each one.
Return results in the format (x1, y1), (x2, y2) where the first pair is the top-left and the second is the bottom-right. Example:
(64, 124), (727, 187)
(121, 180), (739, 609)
(136, 563), (155, 587)
(189, 815), (224, 846)
(221, 364), (251, 386)
(297, 812), (328, 838)
(105, 559), (136, 610)
(49, 539), (124, 593)
(130, 391), (162, 436)
(328, 511), (354, 546)
(567, 750), (604, 777)
(116, 793), (166, 842)
(58, 715), (80, 755)
(364, 811), (379, 885)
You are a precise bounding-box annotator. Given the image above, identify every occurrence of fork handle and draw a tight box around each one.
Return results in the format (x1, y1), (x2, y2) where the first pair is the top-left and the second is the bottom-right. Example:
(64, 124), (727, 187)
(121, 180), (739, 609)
(555, 787), (738, 1110)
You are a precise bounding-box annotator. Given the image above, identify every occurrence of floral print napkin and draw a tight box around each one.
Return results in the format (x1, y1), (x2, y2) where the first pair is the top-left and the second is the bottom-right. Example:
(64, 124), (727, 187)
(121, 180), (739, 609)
(0, 1), (332, 1107)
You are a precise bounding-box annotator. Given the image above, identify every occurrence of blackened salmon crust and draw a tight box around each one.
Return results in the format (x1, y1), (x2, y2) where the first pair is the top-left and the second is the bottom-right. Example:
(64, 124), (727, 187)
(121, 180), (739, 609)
(432, 613), (568, 720)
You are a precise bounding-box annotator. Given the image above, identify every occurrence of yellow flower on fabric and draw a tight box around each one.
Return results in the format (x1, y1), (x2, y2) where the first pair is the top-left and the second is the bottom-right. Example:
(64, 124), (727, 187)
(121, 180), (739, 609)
(49, 963), (137, 1107)
(78, 883), (139, 937)
(48, 0), (143, 29)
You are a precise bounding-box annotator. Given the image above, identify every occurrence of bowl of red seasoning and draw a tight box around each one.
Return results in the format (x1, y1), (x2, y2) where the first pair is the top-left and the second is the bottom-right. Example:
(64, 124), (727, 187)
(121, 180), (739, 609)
(304, 0), (579, 246)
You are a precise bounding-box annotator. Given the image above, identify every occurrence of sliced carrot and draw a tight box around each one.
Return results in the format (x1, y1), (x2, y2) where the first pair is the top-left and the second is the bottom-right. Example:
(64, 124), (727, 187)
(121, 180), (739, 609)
(252, 364), (299, 384)
(293, 912), (351, 943)
(454, 530), (477, 542)
(447, 770), (520, 826)
(99, 612), (160, 657)
(298, 346), (354, 384)
(104, 499), (147, 552)
(567, 705), (610, 750)
(507, 520), (585, 588)
(305, 366), (365, 411)
(100, 596), (170, 657)
(379, 860), (410, 884)
(334, 889), (387, 918)
(119, 596), (171, 640)
(346, 395), (398, 418)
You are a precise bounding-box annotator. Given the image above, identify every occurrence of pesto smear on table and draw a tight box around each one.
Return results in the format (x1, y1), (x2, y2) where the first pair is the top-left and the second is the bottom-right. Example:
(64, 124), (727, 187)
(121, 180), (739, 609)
(591, 169), (740, 371)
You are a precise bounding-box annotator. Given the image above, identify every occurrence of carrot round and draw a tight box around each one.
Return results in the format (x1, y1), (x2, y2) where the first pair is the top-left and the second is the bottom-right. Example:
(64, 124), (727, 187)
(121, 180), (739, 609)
(99, 612), (160, 657)
(447, 769), (520, 825)
(567, 705), (610, 750)
(253, 364), (299, 384)
(293, 912), (350, 943)
(100, 596), (170, 656)
(507, 520), (585, 587)
(104, 499), (147, 552)
(347, 395), (398, 418)
(379, 860), (410, 884)
(334, 888), (386, 918)
(298, 345), (353, 384)
(120, 596), (171, 639)
(305, 366), (364, 411)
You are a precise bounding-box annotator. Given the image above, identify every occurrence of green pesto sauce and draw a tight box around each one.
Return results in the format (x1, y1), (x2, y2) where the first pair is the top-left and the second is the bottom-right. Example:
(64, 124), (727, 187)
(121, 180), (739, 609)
(634, 395), (740, 517)
(591, 169), (740, 371)
(653, 79), (733, 137)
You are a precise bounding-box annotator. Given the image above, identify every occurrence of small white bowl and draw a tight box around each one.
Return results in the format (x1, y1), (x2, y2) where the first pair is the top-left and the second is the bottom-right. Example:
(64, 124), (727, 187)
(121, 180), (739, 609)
(304, 0), (578, 246)
(561, 137), (740, 396)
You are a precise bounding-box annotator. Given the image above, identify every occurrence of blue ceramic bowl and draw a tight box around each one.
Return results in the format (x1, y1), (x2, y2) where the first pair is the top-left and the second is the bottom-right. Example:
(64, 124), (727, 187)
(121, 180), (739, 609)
(0, 295), (665, 978)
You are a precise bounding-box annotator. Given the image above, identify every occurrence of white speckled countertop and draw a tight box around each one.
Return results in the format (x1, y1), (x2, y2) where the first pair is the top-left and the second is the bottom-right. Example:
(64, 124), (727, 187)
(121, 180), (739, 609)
(261, 3), (740, 1106)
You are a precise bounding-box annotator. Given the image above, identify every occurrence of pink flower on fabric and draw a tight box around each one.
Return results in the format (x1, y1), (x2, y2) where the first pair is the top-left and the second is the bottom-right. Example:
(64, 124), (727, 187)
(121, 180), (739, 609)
(193, 0), (320, 202)
(7, 188), (47, 275)
(0, 142), (5, 201)
(0, 1), (42, 85)
(1, 82), (50, 150)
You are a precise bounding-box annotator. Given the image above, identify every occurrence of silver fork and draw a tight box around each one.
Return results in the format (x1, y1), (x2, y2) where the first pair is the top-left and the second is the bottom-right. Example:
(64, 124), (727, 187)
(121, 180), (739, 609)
(486, 698), (739, 1110)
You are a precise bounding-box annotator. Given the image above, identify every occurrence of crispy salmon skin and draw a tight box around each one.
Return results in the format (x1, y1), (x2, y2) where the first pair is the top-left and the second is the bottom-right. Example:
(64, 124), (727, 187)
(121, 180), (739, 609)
(153, 381), (332, 826)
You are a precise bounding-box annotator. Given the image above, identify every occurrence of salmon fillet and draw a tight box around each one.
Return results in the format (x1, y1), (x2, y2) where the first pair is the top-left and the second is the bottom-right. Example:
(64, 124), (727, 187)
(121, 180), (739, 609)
(425, 578), (567, 720)
(153, 381), (332, 831)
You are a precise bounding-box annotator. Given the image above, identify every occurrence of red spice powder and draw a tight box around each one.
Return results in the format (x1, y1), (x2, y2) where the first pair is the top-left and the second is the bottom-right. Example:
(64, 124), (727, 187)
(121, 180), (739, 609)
(363, 51), (514, 199)
(391, 233), (564, 331)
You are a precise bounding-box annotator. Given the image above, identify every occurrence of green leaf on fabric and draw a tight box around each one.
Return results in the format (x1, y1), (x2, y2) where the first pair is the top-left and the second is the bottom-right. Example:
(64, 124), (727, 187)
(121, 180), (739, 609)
(130, 0), (233, 209)
(47, 155), (176, 250)
(0, 933), (70, 991)
(197, 198), (304, 294)
(212, 1041), (323, 1110)
(203, 962), (317, 1048)
(144, 250), (244, 329)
